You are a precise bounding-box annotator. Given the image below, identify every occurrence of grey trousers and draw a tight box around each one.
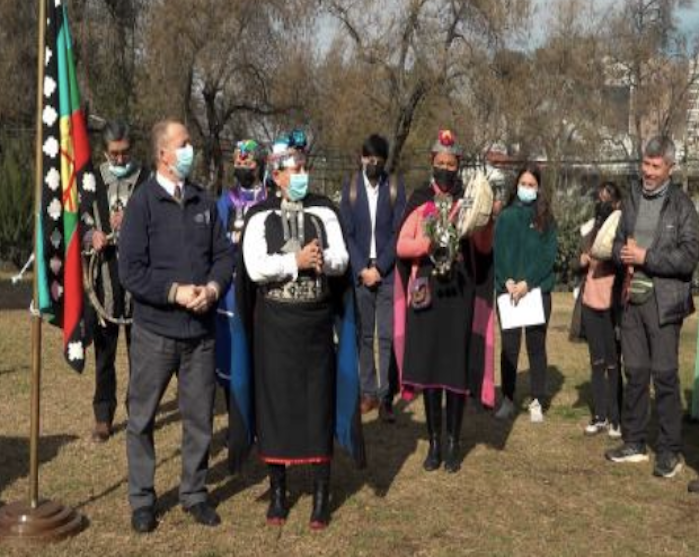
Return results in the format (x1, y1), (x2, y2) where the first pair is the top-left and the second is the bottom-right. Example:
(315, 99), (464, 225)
(621, 296), (682, 453)
(127, 323), (216, 510)
(356, 279), (394, 399)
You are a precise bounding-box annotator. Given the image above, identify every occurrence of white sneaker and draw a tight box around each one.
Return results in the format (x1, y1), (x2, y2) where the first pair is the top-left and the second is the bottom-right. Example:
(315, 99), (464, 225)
(529, 399), (544, 423)
(494, 397), (515, 420)
(584, 418), (608, 436)
(608, 424), (622, 439)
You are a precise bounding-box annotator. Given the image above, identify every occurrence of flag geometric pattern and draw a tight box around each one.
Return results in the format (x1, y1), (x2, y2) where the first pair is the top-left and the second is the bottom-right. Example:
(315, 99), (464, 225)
(37, 0), (96, 372)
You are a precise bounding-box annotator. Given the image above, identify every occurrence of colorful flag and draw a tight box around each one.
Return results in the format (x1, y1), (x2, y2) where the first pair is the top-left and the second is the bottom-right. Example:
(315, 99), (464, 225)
(37, 0), (96, 372)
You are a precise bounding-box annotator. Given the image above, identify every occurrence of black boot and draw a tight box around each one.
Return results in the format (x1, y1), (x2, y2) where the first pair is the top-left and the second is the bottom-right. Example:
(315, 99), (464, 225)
(309, 464), (331, 530)
(266, 465), (288, 525)
(423, 389), (443, 472)
(444, 391), (465, 473)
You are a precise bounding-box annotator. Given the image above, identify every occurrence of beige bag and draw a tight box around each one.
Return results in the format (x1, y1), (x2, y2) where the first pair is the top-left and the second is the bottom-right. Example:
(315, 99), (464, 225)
(590, 210), (621, 261)
(457, 170), (493, 238)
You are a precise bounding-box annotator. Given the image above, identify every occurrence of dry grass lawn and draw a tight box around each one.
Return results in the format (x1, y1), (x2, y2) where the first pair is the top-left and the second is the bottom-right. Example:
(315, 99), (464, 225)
(2, 288), (699, 556)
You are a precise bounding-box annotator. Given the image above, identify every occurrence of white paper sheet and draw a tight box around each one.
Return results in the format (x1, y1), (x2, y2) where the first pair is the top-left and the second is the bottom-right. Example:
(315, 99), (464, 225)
(497, 287), (546, 330)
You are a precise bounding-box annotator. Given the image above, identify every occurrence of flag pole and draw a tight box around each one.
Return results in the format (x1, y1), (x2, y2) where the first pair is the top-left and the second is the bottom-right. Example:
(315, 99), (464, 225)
(0, 0), (84, 543)
(28, 0), (47, 509)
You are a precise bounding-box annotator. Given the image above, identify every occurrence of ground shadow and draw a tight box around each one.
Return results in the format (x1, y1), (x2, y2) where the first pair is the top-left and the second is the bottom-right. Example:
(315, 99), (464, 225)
(0, 364), (28, 377)
(81, 366), (566, 520)
(152, 395), (427, 519)
(76, 388), (230, 511)
(572, 374), (624, 421)
(0, 279), (32, 311)
(325, 397), (423, 514)
(457, 366), (566, 468)
(149, 388), (261, 515)
(680, 387), (699, 479)
(572, 380), (594, 414)
(0, 435), (79, 499)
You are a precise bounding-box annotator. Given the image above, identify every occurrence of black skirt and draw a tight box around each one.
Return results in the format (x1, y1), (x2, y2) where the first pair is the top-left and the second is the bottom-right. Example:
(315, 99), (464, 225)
(403, 258), (474, 393)
(254, 297), (336, 464)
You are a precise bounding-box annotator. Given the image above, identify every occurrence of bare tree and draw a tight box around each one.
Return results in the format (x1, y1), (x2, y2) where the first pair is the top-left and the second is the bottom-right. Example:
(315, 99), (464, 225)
(321, 0), (530, 173)
(136, 0), (316, 192)
(605, 0), (698, 159)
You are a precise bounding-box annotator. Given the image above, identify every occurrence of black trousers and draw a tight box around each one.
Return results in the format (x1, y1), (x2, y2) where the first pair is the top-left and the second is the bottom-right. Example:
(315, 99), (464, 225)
(581, 305), (620, 425)
(499, 292), (552, 402)
(620, 296), (682, 453)
(93, 322), (131, 423)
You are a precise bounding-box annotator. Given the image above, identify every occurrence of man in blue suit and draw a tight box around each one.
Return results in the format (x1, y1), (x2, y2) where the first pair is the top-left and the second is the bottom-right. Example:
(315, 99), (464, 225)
(340, 134), (407, 422)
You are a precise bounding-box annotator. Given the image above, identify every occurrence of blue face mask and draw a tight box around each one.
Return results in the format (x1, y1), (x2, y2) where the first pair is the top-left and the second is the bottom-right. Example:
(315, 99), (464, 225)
(109, 161), (133, 179)
(517, 185), (538, 204)
(171, 144), (194, 180)
(288, 173), (309, 201)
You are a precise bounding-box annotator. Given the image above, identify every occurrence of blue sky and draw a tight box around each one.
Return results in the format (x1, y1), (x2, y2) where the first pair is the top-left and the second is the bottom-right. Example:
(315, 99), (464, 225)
(534, 0), (699, 41)
(677, 4), (699, 38)
(316, 1), (699, 54)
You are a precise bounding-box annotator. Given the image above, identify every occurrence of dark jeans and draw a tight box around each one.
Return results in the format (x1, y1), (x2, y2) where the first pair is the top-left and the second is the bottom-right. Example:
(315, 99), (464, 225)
(620, 296), (682, 453)
(499, 292), (552, 402)
(127, 323), (216, 510)
(93, 322), (131, 423)
(581, 305), (620, 425)
(356, 279), (394, 400)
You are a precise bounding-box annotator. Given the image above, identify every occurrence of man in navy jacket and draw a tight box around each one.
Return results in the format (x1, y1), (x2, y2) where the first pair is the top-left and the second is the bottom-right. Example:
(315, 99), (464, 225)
(119, 119), (234, 533)
(339, 134), (406, 421)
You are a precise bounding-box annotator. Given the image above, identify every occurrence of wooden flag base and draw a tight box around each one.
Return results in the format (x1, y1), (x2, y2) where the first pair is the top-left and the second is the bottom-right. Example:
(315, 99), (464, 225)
(0, 500), (84, 544)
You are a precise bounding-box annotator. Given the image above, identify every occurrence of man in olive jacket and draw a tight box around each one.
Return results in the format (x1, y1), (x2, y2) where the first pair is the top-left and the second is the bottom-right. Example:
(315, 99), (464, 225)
(605, 135), (699, 480)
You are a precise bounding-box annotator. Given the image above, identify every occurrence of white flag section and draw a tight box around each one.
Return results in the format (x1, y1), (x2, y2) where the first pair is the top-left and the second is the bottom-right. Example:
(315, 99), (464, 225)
(497, 287), (546, 330)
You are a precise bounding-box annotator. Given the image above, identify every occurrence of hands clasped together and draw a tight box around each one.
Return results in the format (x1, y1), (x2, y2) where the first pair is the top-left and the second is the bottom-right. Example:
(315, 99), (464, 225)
(360, 267), (381, 288)
(295, 239), (324, 275)
(505, 279), (529, 305)
(174, 284), (218, 314)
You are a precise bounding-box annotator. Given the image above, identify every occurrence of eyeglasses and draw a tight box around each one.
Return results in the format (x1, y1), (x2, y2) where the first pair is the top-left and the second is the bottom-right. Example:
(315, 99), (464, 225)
(107, 148), (131, 159)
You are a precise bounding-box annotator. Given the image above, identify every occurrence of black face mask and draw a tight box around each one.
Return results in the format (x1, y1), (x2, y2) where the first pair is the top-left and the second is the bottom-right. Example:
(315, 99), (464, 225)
(365, 163), (385, 182)
(234, 167), (256, 189)
(433, 167), (458, 192)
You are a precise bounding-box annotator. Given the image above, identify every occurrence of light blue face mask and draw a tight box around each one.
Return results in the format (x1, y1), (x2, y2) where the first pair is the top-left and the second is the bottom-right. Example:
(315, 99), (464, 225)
(517, 185), (538, 204)
(288, 172), (309, 201)
(171, 144), (194, 180)
(109, 161), (133, 179)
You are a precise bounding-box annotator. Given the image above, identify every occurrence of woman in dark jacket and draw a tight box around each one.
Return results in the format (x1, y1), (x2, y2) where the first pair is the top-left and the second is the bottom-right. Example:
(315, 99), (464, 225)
(493, 164), (557, 423)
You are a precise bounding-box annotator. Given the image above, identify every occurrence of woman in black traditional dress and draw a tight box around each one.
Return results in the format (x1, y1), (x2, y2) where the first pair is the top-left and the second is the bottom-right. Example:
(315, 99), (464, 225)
(394, 130), (484, 473)
(237, 134), (364, 529)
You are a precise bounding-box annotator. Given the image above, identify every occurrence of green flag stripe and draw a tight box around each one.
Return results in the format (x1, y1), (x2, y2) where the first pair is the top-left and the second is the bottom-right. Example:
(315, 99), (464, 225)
(63, 10), (81, 114)
(35, 212), (51, 314)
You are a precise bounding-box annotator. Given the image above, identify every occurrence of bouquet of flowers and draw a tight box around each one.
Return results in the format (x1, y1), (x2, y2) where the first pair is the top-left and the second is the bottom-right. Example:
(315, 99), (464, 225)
(423, 193), (460, 278)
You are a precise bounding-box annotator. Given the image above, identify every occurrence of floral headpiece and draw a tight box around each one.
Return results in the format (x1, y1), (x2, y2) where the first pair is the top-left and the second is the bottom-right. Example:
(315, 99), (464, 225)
(431, 129), (462, 158)
(268, 132), (307, 171)
(233, 139), (265, 165)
